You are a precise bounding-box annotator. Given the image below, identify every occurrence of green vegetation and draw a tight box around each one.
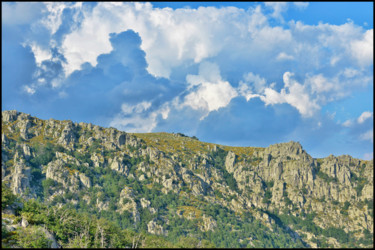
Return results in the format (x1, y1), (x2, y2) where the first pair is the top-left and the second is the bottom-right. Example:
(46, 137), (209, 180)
(2, 182), (17, 209)
(2, 112), (373, 248)
(351, 168), (369, 196)
(208, 148), (239, 192)
(316, 170), (338, 183)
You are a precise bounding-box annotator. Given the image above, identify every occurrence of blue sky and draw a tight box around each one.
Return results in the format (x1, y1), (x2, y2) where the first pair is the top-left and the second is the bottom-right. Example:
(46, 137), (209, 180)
(2, 2), (373, 160)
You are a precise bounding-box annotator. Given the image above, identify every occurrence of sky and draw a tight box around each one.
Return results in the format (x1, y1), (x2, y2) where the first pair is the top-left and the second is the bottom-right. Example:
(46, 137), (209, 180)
(2, 2), (373, 160)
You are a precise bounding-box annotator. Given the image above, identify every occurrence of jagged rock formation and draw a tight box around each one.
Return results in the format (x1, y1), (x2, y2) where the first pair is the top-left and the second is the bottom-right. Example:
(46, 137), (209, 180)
(1, 110), (373, 248)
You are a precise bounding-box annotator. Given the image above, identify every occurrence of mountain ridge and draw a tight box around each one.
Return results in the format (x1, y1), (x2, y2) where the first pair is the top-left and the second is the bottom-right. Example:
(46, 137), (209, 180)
(1, 110), (373, 248)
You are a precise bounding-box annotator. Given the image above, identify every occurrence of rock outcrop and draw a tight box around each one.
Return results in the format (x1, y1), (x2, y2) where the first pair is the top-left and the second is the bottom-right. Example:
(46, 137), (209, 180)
(2, 110), (373, 248)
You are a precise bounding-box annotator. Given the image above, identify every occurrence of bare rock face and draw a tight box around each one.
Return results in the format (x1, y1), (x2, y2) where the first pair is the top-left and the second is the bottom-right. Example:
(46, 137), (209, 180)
(17, 119), (32, 140)
(200, 215), (217, 232)
(1, 111), (373, 248)
(147, 219), (167, 236)
(109, 156), (129, 176)
(225, 151), (236, 174)
(91, 153), (106, 168)
(21, 217), (29, 228)
(105, 127), (127, 148)
(57, 121), (77, 147)
(2, 110), (20, 122)
(55, 151), (80, 166)
(79, 173), (91, 188)
(40, 227), (61, 248)
(21, 143), (33, 160)
(118, 187), (140, 224)
(2, 133), (8, 146)
(11, 162), (32, 196)
(45, 159), (85, 192)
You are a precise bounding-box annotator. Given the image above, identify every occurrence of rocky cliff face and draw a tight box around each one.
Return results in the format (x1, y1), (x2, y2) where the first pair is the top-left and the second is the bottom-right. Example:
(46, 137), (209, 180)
(2, 110), (373, 248)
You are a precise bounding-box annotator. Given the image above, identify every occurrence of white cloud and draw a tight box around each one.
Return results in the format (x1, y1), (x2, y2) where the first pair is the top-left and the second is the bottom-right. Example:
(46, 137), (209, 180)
(342, 119), (353, 127)
(23, 85), (36, 95)
(111, 102), (170, 133)
(183, 80), (238, 114)
(360, 129), (373, 142)
(186, 62), (221, 87)
(27, 1), (371, 89)
(54, 3), (294, 78)
(18, 2), (373, 127)
(41, 2), (70, 34)
(183, 62), (238, 118)
(264, 2), (288, 21)
(237, 72), (268, 101)
(357, 111), (373, 124)
(121, 101), (152, 114)
(238, 81), (261, 102)
(307, 74), (336, 94)
(276, 52), (294, 61)
(243, 72), (267, 93)
(350, 29), (373, 67)
(260, 72), (320, 117)
(28, 43), (52, 66)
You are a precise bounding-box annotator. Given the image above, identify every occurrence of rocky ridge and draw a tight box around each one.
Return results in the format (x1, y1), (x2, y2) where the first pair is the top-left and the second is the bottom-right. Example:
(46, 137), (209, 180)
(1, 110), (373, 248)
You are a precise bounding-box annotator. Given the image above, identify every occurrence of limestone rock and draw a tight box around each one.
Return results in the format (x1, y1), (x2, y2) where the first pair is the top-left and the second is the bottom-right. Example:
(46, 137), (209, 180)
(147, 219), (167, 236)
(140, 198), (151, 209)
(79, 173), (91, 188)
(110, 156), (129, 176)
(45, 159), (81, 192)
(11, 162), (32, 196)
(2, 110), (20, 122)
(17, 119), (32, 140)
(91, 153), (105, 168)
(21, 217), (29, 228)
(41, 227), (61, 248)
(57, 121), (77, 147)
(21, 143), (32, 160)
(225, 151), (236, 174)
(118, 187), (139, 224)
(2, 133), (8, 146)
(201, 215), (217, 232)
(55, 151), (80, 166)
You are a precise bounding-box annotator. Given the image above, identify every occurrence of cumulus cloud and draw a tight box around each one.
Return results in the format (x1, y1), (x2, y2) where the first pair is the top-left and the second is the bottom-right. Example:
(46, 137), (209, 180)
(306, 74), (336, 94)
(342, 119), (353, 127)
(264, 2), (289, 21)
(28, 43), (52, 65)
(21, 2), (372, 99)
(357, 111), (373, 124)
(350, 29), (373, 67)
(110, 102), (170, 133)
(260, 72), (320, 117)
(2, 2), (373, 159)
(276, 52), (294, 61)
(182, 62), (238, 118)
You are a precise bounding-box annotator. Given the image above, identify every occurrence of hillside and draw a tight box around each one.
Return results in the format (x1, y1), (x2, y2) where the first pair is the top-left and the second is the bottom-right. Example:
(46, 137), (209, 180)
(1, 110), (373, 248)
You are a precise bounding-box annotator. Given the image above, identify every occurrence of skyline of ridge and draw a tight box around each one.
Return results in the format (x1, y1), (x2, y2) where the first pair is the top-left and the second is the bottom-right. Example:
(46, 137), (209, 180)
(2, 2), (373, 160)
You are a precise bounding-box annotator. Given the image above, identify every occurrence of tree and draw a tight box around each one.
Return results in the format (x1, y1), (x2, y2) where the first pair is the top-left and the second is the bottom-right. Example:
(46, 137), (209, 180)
(2, 182), (17, 209)
(16, 226), (52, 248)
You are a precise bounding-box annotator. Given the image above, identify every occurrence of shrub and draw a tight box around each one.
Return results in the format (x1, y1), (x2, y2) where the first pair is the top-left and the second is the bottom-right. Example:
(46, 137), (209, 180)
(16, 226), (53, 248)
(2, 182), (17, 209)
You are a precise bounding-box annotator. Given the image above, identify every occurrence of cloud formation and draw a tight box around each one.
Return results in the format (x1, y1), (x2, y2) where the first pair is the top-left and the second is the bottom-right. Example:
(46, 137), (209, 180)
(2, 2), (373, 159)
